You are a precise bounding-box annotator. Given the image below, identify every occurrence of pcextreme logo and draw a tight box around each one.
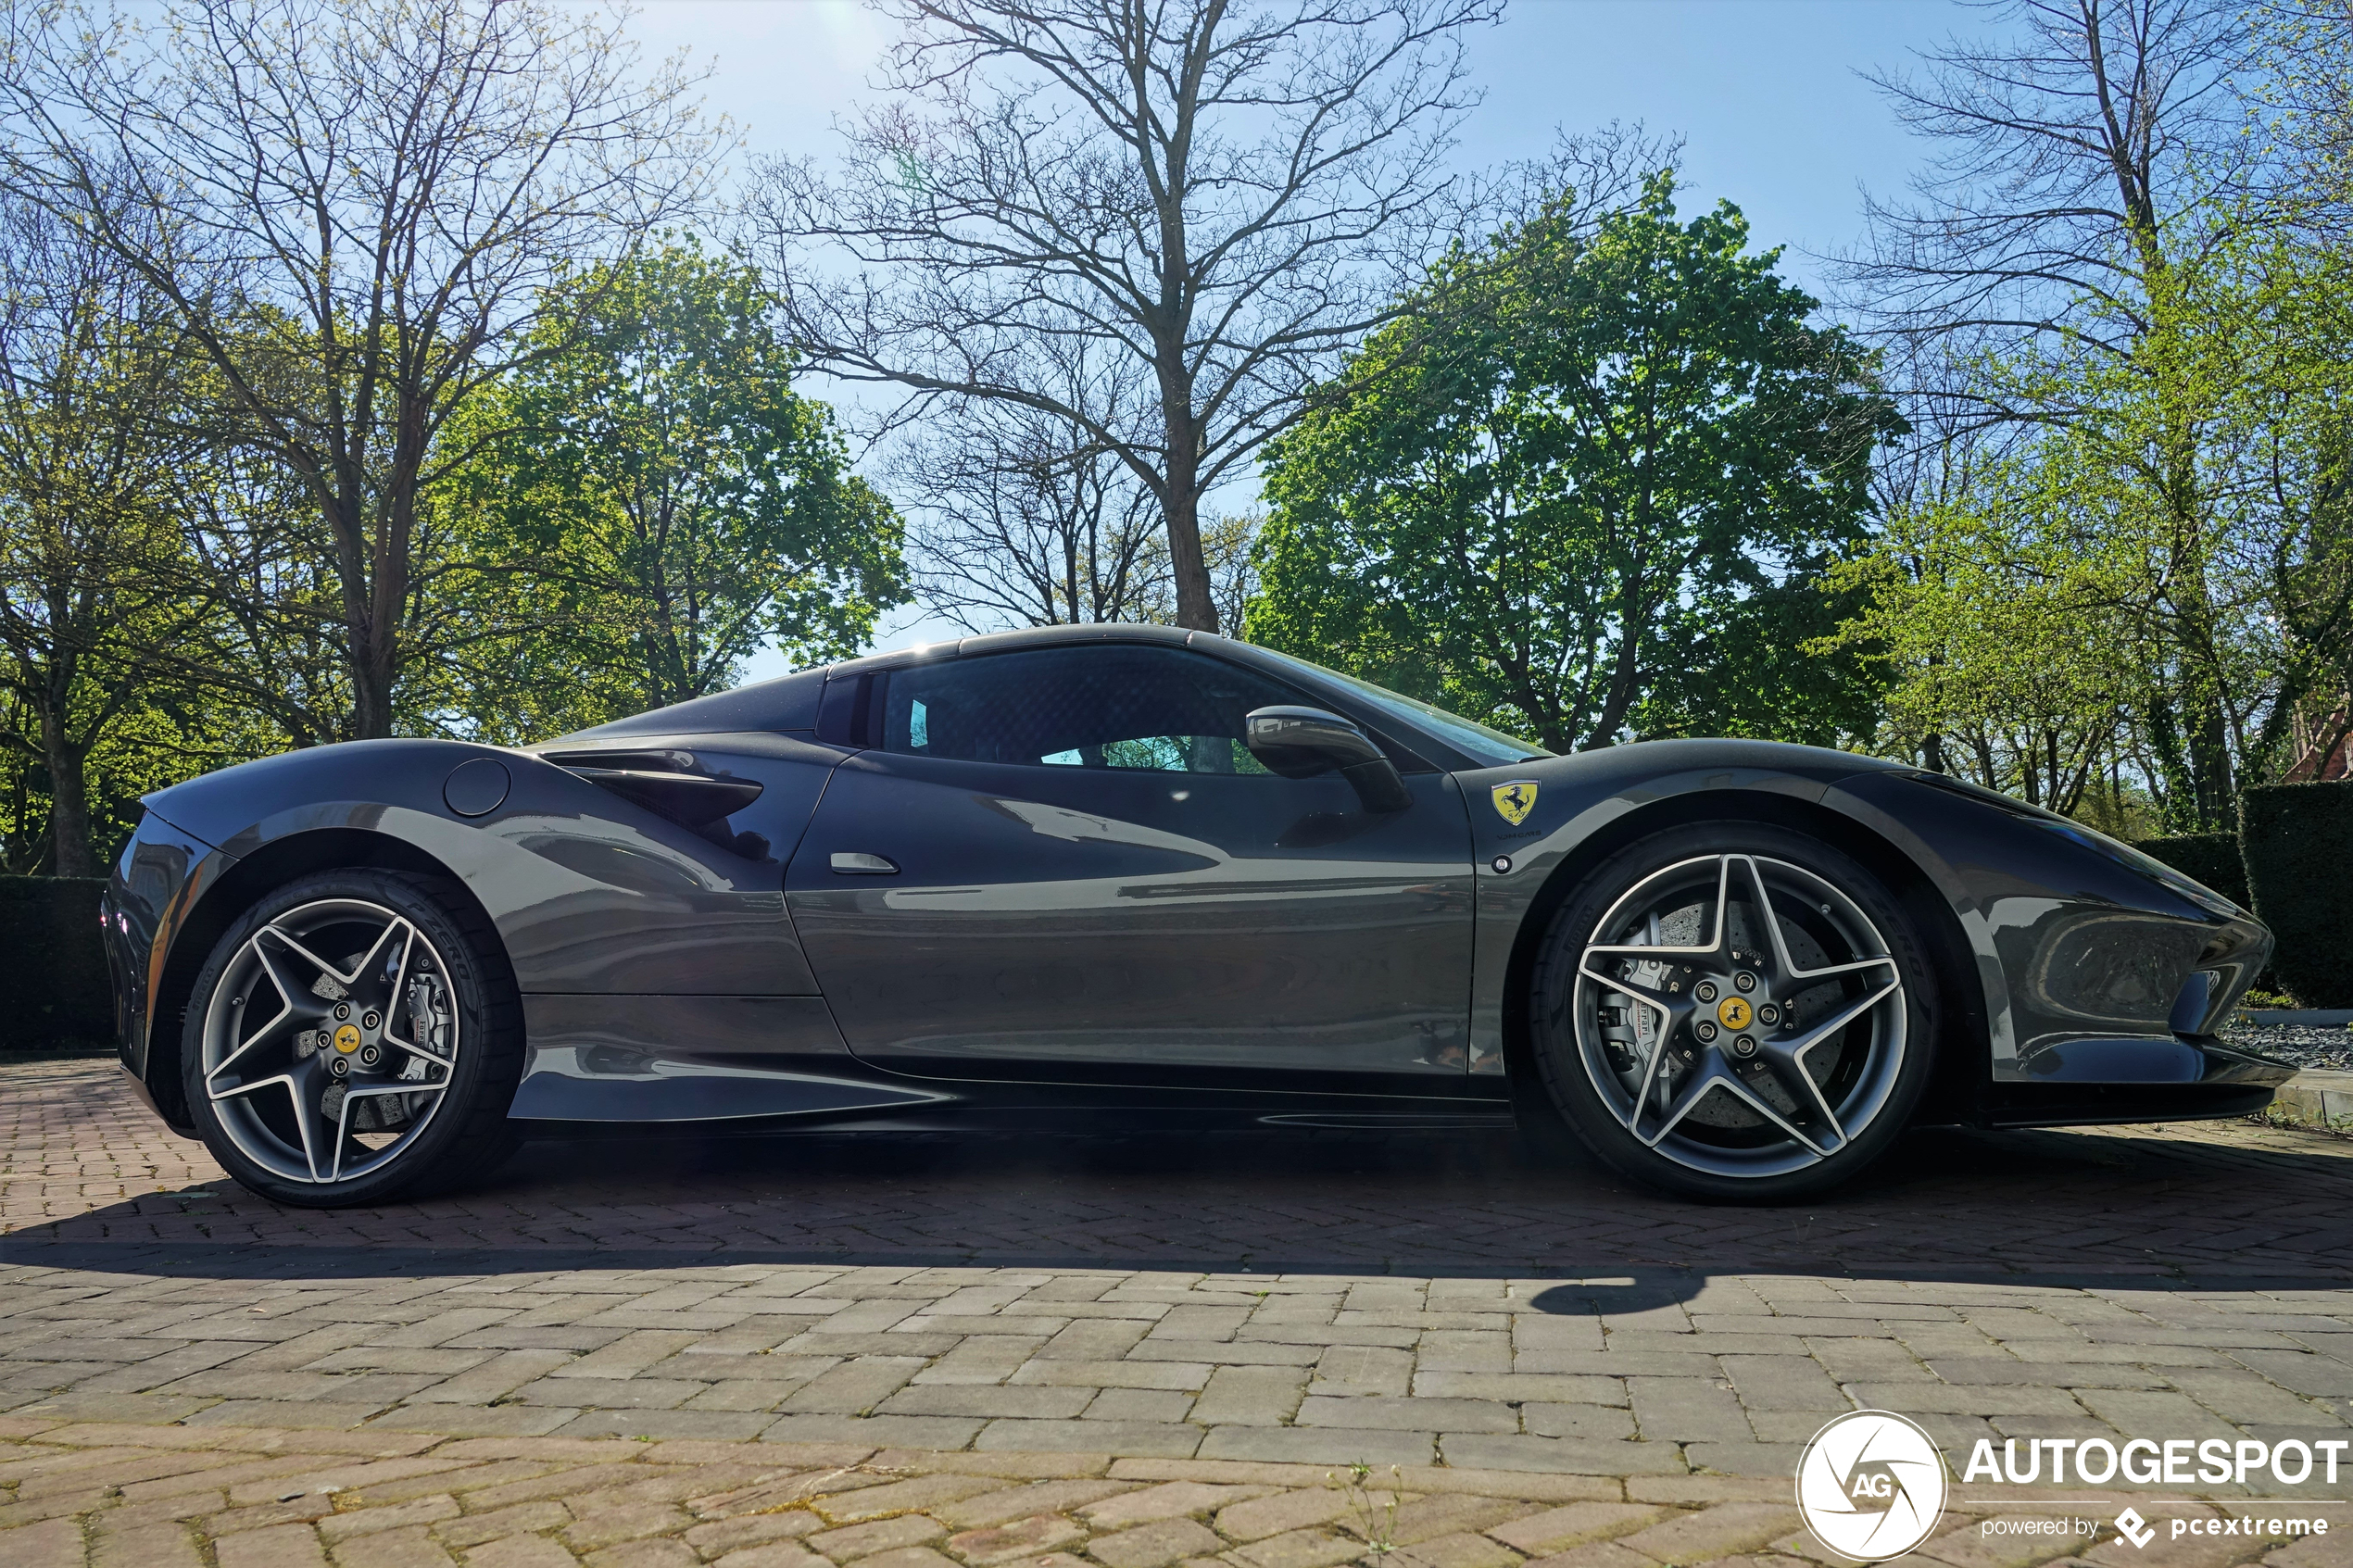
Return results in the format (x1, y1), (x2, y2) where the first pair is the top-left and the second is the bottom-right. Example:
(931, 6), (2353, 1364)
(1795, 1410), (1949, 1561)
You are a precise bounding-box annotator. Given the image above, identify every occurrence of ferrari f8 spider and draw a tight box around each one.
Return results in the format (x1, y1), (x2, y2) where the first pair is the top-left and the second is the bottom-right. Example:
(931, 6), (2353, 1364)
(101, 624), (2286, 1204)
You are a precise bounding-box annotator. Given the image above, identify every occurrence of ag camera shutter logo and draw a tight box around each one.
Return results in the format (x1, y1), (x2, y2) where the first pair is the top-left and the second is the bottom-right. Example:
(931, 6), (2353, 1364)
(1796, 1410), (1949, 1561)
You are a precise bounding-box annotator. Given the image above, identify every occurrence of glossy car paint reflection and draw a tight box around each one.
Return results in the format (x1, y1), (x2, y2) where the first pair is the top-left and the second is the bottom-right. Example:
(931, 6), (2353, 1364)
(507, 995), (948, 1121)
(1454, 743), (1898, 1076)
(125, 737), (841, 998)
(103, 622), (2294, 1148)
(785, 752), (1476, 1081)
(104, 811), (215, 1083)
(1453, 746), (2276, 1100)
(1837, 771), (2271, 1081)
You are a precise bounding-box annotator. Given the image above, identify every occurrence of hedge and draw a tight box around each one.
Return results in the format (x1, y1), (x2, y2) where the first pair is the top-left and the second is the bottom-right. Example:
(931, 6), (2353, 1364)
(2134, 831), (2252, 911)
(0, 876), (114, 1049)
(2238, 783), (2353, 1008)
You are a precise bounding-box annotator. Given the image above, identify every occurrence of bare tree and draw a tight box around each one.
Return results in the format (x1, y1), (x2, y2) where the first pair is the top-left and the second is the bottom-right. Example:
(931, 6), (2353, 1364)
(0, 0), (719, 738)
(750, 0), (1498, 632)
(0, 196), (211, 875)
(1844, 0), (2271, 828)
(902, 401), (1163, 630)
(1849, 0), (2256, 359)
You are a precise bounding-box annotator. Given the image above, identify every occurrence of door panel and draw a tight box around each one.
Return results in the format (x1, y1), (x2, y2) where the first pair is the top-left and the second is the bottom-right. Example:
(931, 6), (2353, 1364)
(785, 750), (1476, 1082)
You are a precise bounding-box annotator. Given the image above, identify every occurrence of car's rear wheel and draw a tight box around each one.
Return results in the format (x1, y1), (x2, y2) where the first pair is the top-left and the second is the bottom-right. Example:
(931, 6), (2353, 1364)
(181, 869), (522, 1208)
(1528, 823), (1936, 1202)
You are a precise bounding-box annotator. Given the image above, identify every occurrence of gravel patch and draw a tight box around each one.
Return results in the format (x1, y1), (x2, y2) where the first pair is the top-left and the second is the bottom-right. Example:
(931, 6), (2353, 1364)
(2225, 1022), (2353, 1072)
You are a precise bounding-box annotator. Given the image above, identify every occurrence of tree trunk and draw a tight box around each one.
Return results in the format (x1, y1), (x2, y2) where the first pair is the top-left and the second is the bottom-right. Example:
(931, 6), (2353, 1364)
(1158, 370), (1217, 632)
(351, 642), (396, 740)
(38, 700), (95, 878)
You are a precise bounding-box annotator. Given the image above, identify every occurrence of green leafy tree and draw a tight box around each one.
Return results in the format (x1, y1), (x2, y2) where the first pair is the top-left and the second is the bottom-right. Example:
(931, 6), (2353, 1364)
(0, 199), (220, 874)
(1249, 174), (1900, 752)
(0, 0), (718, 739)
(1825, 217), (2353, 830)
(453, 244), (906, 735)
(1817, 449), (2150, 815)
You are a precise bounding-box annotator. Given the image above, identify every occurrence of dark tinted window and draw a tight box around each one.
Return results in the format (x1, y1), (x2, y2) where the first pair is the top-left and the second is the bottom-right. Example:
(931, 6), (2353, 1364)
(882, 646), (1303, 773)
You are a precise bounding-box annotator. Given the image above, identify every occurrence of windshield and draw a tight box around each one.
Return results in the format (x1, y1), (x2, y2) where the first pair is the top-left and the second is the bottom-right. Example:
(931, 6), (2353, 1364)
(1250, 646), (1553, 767)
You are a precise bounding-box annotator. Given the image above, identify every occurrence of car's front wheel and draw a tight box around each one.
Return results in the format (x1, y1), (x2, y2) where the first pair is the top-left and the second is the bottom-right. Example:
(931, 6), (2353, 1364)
(181, 869), (522, 1207)
(1528, 823), (1937, 1202)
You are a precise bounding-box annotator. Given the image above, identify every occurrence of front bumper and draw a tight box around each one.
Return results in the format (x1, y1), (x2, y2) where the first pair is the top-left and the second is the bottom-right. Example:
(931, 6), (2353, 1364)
(1979, 1035), (2296, 1128)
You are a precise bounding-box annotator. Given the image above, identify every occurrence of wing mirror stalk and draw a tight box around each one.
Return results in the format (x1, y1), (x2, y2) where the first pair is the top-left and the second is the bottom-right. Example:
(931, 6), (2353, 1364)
(1244, 706), (1414, 813)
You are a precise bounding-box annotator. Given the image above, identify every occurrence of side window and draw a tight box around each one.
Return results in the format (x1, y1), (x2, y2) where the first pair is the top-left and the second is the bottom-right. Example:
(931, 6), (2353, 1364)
(882, 646), (1304, 774)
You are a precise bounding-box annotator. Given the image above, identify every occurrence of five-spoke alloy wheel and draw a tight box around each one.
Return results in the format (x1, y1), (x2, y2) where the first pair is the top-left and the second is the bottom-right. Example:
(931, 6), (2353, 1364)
(182, 870), (522, 1207)
(1529, 824), (1937, 1201)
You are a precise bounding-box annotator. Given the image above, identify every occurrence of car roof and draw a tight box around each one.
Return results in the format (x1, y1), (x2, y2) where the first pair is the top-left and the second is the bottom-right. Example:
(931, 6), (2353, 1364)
(559, 623), (1481, 770)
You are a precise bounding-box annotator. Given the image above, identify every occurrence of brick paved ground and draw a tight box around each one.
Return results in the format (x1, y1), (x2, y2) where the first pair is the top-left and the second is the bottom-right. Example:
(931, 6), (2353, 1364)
(0, 1417), (2343, 1568)
(6, 1055), (2353, 1565)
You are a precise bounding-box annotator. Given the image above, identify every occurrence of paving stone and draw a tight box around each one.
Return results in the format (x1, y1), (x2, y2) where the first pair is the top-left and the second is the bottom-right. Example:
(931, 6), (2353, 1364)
(431, 1499), (572, 1549)
(807, 1514), (946, 1560)
(1008, 1364), (1207, 1393)
(944, 1513), (1086, 1565)
(0, 1512), (89, 1568)
(1225, 1527), (1365, 1568)
(684, 1513), (824, 1558)
(1626, 1377), (1746, 1443)
(584, 1542), (698, 1568)
(1073, 1389), (1189, 1426)
(971, 1421), (1200, 1458)
(878, 1387), (1093, 1421)
(328, 1524), (459, 1568)
(450, 1538), (576, 1568)
(1076, 1482), (1265, 1529)
(797, 1474), (1000, 1524)
(1384, 1530), (1523, 1568)
(1517, 1407), (1634, 1443)
(1485, 1503), (1667, 1554)
(1416, 1335), (1513, 1374)
(554, 1412), (771, 1443)
(2166, 1371), (2345, 1429)
(1308, 1348), (1415, 1397)
(561, 1503), (695, 1551)
(91, 1516), (206, 1568)
(318, 1496), (461, 1542)
(839, 1549), (957, 1568)
(1437, 1437), (1684, 1476)
(217, 1523), (332, 1568)
(1188, 1368), (1303, 1428)
(761, 1417), (983, 1451)
(1369, 1493), (1529, 1547)
(936, 1481), (1136, 1530)
(1612, 1502), (1802, 1563)
(1085, 1516), (1224, 1568)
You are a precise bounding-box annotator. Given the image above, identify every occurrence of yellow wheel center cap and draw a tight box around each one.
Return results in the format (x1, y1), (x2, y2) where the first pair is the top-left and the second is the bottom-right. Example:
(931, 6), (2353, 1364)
(1716, 997), (1753, 1031)
(333, 1023), (363, 1054)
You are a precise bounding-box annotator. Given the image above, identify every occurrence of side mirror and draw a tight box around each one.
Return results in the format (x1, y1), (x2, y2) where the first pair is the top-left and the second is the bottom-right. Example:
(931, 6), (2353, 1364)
(1245, 706), (1414, 813)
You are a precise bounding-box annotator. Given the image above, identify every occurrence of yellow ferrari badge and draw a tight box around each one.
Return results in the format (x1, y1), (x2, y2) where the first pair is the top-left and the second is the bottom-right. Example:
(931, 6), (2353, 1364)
(1491, 780), (1539, 826)
(1717, 997), (1753, 1031)
(333, 1022), (362, 1054)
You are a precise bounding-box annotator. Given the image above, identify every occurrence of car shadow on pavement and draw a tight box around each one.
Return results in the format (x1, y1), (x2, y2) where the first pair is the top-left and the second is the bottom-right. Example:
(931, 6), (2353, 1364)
(8, 1115), (2352, 1299)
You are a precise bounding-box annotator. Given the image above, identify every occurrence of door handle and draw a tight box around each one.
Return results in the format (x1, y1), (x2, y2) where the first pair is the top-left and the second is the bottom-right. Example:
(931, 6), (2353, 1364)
(831, 852), (899, 874)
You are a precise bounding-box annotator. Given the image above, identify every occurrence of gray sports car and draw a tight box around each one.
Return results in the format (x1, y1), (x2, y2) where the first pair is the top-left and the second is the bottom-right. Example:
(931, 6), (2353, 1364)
(102, 624), (2287, 1206)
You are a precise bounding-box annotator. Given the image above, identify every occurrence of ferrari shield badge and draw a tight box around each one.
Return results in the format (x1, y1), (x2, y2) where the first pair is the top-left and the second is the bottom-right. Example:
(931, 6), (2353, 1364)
(1491, 780), (1539, 826)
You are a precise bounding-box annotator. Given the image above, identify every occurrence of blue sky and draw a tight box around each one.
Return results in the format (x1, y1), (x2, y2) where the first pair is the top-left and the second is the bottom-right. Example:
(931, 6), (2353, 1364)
(622, 0), (1970, 669)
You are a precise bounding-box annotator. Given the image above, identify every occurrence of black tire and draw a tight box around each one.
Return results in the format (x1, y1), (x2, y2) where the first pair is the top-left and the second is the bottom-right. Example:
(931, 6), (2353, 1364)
(180, 868), (522, 1208)
(1527, 822), (1938, 1202)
